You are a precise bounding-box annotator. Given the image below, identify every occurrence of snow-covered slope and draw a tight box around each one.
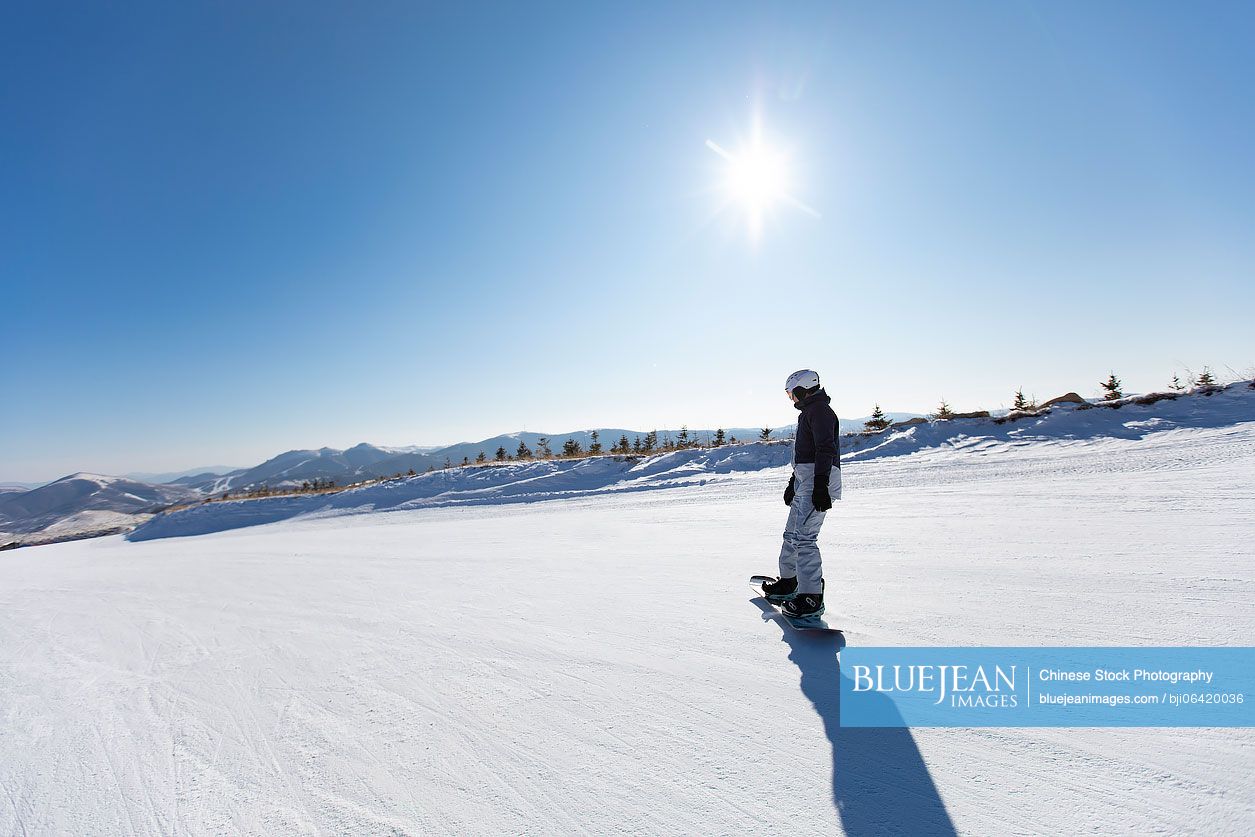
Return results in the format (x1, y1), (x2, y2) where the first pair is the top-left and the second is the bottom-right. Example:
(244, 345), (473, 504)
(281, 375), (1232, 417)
(1, 385), (1252, 833)
(843, 383), (1253, 464)
(133, 382), (1255, 543)
(170, 417), (922, 493)
(130, 444), (794, 541)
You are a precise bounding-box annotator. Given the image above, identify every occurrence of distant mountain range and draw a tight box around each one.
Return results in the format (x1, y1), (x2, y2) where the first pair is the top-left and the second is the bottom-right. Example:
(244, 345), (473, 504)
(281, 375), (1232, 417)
(123, 465), (243, 484)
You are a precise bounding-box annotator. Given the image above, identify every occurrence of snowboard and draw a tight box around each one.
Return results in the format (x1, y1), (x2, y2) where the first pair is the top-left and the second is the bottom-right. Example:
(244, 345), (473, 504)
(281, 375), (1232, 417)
(750, 576), (842, 633)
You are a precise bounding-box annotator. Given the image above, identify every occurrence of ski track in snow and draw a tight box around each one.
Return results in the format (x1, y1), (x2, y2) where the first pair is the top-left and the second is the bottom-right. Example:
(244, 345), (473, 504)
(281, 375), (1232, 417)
(1, 410), (1253, 834)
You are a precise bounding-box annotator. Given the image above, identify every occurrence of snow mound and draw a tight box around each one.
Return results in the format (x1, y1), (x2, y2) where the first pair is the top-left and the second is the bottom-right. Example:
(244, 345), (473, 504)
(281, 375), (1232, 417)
(844, 381), (1254, 463)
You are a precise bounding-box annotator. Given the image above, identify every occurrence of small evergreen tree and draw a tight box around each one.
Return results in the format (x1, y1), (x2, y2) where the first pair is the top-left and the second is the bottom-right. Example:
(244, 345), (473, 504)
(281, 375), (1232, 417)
(714, 428), (725, 446)
(933, 400), (955, 420)
(1170, 374), (1185, 392)
(476, 451), (486, 464)
(536, 437), (552, 459)
(617, 434), (630, 454)
(728, 435), (737, 444)
(589, 431), (602, 454)
(677, 425), (689, 449)
(643, 430), (657, 452)
(562, 438), (582, 457)
(1012, 389), (1029, 411)
(1100, 373), (1122, 400)
(516, 441), (532, 459)
(864, 404), (891, 432)
(496, 446), (507, 461)
(1195, 367), (1216, 387)
(759, 427), (772, 441)
(407, 467), (416, 476)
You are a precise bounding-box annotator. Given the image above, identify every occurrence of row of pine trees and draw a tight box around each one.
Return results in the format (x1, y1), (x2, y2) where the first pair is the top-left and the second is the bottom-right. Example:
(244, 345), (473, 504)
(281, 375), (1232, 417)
(430, 426), (783, 470)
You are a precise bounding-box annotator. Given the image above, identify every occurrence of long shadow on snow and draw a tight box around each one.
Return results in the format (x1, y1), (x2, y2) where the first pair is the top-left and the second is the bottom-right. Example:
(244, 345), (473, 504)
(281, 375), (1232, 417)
(752, 600), (956, 836)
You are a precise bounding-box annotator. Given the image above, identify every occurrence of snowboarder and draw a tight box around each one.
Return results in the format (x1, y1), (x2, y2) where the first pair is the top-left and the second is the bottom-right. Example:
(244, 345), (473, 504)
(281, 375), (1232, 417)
(761, 369), (840, 618)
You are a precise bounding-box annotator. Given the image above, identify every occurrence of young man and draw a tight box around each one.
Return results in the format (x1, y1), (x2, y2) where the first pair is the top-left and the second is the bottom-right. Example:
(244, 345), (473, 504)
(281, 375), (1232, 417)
(762, 369), (841, 617)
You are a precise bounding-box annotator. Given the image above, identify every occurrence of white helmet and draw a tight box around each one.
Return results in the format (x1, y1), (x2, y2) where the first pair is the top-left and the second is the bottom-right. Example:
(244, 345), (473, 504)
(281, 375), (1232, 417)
(785, 369), (821, 394)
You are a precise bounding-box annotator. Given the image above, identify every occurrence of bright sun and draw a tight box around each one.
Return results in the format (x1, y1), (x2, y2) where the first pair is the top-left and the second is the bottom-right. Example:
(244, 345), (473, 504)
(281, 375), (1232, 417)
(724, 146), (788, 212)
(706, 134), (818, 240)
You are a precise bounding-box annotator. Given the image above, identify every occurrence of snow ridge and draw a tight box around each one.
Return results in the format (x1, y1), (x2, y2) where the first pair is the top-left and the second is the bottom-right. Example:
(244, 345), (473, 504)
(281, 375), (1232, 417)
(845, 382), (1254, 464)
(129, 382), (1254, 542)
(129, 444), (793, 541)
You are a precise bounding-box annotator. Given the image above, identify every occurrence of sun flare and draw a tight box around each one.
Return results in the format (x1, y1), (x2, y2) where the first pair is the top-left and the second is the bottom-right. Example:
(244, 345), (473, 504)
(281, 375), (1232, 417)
(705, 134), (819, 241)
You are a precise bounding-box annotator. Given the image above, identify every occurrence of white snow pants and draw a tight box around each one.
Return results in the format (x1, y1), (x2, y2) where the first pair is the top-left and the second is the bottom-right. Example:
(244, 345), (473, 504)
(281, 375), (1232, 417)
(777, 463), (837, 595)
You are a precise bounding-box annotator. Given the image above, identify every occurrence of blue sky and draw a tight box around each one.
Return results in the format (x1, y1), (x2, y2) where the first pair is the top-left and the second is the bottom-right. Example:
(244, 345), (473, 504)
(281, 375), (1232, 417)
(3, 1), (1253, 482)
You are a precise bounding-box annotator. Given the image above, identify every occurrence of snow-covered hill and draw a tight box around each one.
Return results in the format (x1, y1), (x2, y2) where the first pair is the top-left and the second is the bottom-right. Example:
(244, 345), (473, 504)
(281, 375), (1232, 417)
(131, 443), (795, 541)
(843, 384), (1253, 465)
(133, 382), (1255, 544)
(0, 473), (199, 542)
(169, 418), (922, 494)
(2, 383), (1251, 834)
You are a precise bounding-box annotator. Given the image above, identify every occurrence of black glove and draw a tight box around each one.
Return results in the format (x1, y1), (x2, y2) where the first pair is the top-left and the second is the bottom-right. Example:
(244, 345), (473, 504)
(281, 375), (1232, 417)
(783, 474), (796, 506)
(812, 473), (832, 512)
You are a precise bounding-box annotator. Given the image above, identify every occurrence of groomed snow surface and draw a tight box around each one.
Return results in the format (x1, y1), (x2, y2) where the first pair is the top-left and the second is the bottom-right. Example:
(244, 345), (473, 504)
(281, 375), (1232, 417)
(2, 385), (1253, 835)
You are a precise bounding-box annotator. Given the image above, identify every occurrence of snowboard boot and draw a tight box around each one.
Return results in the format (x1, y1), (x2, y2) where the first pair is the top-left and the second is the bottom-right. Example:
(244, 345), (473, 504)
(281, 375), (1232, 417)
(782, 592), (825, 618)
(761, 575), (798, 602)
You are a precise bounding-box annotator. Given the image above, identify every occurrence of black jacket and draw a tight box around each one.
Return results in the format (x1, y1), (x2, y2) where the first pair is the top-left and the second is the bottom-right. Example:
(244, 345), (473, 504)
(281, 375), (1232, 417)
(793, 388), (839, 480)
